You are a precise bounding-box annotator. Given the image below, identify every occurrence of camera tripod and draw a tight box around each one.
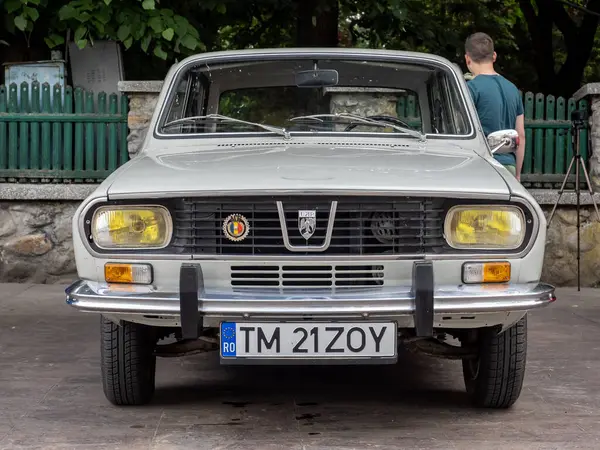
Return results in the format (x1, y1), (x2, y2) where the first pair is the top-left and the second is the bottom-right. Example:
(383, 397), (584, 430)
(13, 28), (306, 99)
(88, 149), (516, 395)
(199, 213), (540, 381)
(547, 108), (600, 291)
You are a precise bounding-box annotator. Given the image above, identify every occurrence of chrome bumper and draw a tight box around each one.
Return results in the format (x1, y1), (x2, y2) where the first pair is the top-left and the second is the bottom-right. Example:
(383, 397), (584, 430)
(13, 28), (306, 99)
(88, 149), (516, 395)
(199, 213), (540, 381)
(66, 279), (556, 318)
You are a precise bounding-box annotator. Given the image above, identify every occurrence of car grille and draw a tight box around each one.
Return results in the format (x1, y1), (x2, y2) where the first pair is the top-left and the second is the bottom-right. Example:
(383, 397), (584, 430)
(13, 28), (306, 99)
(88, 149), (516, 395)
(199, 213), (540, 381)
(170, 196), (445, 256)
(230, 265), (385, 289)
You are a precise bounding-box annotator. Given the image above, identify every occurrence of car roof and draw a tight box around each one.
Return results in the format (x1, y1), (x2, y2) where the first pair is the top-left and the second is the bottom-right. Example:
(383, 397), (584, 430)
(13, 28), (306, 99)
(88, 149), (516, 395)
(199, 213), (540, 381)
(172, 47), (456, 70)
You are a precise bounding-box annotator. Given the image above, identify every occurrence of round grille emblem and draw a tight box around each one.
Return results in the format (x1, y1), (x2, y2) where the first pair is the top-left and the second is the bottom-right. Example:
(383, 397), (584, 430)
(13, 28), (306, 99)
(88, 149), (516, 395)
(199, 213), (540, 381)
(222, 214), (250, 242)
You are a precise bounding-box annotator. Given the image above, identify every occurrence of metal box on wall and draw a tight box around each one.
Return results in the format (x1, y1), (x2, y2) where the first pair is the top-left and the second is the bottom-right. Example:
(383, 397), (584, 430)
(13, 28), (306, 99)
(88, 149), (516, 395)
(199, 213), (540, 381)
(68, 40), (124, 102)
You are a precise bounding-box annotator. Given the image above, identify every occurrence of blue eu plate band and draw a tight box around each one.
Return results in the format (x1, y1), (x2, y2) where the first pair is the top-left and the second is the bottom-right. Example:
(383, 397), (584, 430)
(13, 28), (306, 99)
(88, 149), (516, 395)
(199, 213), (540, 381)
(179, 264), (203, 340)
(412, 261), (434, 337)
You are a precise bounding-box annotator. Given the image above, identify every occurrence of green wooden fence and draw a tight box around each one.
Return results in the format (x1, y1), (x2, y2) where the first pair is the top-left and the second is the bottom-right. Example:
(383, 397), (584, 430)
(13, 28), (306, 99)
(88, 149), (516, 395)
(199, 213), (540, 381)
(520, 92), (588, 188)
(397, 91), (590, 188)
(0, 81), (128, 183)
(0, 83), (591, 186)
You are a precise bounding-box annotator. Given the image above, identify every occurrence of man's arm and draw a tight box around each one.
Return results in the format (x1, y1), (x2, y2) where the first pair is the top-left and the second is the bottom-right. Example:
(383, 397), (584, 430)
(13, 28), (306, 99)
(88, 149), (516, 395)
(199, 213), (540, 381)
(515, 114), (525, 181)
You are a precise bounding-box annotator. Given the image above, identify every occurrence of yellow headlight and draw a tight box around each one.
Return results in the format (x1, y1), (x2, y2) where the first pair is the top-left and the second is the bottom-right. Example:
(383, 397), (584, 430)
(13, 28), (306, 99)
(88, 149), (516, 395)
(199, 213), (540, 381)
(91, 206), (172, 249)
(444, 206), (525, 249)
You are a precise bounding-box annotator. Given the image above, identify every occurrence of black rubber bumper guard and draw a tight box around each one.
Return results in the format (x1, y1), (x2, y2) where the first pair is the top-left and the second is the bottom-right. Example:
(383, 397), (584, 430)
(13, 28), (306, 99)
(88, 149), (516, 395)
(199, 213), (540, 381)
(178, 261), (435, 339)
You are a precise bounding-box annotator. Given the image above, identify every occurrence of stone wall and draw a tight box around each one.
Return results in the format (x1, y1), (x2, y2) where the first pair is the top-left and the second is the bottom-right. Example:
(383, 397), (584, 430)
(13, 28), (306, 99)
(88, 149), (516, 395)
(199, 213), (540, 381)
(0, 201), (79, 284)
(118, 81), (163, 157)
(328, 87), (402, 118)
(574, 85), (600, 190)
(542, 205), (600, 286)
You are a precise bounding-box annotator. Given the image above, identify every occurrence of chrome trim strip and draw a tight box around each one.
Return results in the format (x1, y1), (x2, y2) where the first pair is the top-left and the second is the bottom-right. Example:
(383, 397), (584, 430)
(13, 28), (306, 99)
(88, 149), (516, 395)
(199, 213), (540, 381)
(66, 280), (556, 317)
(107, 190), (510, 201)
(277, 200), (337, 252)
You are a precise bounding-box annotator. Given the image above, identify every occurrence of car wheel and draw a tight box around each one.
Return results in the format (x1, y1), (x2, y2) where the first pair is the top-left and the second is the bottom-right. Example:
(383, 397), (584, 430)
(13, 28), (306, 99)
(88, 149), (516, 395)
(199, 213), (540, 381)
(101, 316), (157, 406)
(462, 314), (527, 408)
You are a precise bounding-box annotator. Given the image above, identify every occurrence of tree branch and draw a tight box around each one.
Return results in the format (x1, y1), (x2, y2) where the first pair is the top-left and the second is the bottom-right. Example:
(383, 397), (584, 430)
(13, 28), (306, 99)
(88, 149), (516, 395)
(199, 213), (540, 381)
(556, 0), (600, 16)
(519, 0), (556, 92)
(548, 0), (578, 48)
(518, 0), (538, 39)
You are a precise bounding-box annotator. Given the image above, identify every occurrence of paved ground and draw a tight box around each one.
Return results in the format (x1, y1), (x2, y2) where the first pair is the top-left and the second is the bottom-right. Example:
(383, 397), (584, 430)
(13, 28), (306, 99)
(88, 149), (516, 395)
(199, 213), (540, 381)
(0, 284), (599, 449)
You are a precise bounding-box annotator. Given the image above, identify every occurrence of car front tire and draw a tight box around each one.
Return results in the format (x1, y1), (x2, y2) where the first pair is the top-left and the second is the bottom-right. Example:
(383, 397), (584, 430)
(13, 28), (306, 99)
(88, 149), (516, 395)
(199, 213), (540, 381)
(462, 314), (527, 408)
(101, 316), (157, 406)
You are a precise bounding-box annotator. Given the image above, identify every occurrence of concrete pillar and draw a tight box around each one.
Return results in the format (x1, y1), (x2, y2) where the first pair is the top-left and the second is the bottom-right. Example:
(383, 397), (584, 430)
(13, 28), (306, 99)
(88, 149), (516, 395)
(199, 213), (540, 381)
(573, 84), (600, 190)
(326, 87), (404, 130)
(117, 81), (163, 157)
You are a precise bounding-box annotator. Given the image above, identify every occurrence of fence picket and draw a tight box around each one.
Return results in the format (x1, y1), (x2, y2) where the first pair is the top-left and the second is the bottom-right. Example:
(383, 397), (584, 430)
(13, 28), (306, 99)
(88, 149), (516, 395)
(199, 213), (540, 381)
(52, 85), (63, 171)
(397, 97), (406, 118)
(567, 98), (576, 168)
(0, 85), (6, 170)
(74, 88), (84, 171)
(555, 97), (567, 174)
(85, 91), (95, 171)
(578, 99), (589, 162)
(19, 82), (30, 170)
(96, 92), (107, 173)
(8, 84), (18, 170)
(544, 95), (555, 175)
(534, 93), (545, 174)
(523, 92), (534, 174)
(407, 95), (416, 118)
(63, 87), (73, 171)
(41, 83), (52, 170)
(31, 82), (40, 170)
(108, 94), (118, 171)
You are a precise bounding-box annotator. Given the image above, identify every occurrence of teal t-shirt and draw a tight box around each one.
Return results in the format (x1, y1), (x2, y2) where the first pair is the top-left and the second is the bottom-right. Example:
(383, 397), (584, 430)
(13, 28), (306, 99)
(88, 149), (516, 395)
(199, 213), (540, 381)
(467, 74), (523, 166)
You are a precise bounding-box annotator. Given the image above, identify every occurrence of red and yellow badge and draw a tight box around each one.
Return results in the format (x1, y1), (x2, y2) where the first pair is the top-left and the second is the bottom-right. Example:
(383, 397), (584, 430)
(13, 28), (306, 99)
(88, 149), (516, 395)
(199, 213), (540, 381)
(222, 214), (250, 242)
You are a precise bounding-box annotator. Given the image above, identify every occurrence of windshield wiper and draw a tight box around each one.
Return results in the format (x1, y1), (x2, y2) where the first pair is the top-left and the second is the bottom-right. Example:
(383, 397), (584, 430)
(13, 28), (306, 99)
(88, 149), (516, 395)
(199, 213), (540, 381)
(289, 113), (426, 141)
(161, 114), (291, 139)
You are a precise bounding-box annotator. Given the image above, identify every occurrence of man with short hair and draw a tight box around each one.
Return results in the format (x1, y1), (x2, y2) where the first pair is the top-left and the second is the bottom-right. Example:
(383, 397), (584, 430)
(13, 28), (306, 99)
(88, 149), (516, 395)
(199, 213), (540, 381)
(464, 32), (525, 181)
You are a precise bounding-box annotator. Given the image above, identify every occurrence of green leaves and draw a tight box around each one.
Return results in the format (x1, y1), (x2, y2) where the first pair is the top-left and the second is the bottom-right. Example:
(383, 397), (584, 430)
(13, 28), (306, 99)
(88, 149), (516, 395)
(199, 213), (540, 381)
(142, 0), (156, 10)
(4, 0), (22, 14)
(153, 45), (168, 59)
(73, 26), (86, 41)
(141, 34), (152, 52)
(180, 34), (198, 50)
(148, 16), (163, 33)
(44, 33), (65, 49)
(117, 24), (131, 41)
(2, 0), (205, 63)
(162, 28), (174, 41)
(14, 15), (27, 31)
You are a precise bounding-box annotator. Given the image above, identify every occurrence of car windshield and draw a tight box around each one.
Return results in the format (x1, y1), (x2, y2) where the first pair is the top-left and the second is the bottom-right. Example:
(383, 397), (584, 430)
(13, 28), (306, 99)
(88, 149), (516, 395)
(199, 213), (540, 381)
(157, 57), (473, 138)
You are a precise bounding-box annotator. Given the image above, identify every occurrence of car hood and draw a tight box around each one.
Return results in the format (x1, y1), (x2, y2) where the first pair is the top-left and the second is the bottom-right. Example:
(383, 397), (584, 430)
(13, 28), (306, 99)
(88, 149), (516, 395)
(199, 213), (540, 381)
(106, 142), (510, 199)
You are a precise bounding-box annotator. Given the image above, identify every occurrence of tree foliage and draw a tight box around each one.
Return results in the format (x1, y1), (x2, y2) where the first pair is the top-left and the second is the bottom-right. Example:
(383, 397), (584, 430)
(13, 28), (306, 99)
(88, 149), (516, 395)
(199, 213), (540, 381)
(2, 0), (204, 60)
(2, 0), (600, 96)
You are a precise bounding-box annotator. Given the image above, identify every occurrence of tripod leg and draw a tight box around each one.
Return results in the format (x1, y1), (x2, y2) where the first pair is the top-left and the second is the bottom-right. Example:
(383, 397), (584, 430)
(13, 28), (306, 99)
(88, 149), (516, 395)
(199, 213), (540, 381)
(548, 155), (576, 226)
(579, 157), (600, 222)
(576, 154), (581, 292)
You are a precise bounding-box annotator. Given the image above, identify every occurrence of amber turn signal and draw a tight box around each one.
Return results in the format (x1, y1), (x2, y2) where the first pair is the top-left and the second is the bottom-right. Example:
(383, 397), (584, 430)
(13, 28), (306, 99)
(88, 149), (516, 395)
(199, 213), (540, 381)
(104, 263), (153, 284)
(462, 262), (511, 284)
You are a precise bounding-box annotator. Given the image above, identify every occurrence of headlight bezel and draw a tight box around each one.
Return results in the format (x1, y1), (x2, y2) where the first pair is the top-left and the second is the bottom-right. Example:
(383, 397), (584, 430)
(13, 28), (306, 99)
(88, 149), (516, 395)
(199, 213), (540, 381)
(89, 204), (174, 251)
(443, 203), (528, 251)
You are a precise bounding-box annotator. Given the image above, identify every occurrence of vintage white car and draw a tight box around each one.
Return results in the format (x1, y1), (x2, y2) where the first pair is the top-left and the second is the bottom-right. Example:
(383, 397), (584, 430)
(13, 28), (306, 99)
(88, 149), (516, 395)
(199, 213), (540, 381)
(66, 48), (556, 408)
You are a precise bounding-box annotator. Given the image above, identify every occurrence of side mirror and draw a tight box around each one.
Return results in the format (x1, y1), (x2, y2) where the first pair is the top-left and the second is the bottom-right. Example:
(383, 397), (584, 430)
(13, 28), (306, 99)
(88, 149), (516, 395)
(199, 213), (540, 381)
(488, 129), (519, 154)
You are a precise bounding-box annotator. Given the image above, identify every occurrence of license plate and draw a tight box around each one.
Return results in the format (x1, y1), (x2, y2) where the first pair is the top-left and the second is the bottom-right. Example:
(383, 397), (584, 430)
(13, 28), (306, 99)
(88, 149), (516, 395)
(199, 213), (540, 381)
(220, 322), (396, 359)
